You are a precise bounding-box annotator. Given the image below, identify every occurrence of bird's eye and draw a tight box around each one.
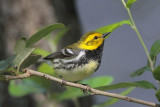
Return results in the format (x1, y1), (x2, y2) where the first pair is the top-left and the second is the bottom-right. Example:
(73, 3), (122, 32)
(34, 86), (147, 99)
(94, 36), (98, 39)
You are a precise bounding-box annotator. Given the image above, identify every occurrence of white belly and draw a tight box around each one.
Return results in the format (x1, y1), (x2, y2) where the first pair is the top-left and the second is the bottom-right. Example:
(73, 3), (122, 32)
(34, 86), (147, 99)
(54, 60), (98, 81)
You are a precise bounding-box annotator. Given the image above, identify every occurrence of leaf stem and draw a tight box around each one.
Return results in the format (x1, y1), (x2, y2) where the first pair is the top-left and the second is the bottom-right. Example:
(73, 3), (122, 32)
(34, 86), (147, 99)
(121, 0), (154, 71)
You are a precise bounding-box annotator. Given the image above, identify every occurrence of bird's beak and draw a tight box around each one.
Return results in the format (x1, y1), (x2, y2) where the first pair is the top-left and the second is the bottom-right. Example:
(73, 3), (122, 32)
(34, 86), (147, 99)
(102, 32), (111, 38)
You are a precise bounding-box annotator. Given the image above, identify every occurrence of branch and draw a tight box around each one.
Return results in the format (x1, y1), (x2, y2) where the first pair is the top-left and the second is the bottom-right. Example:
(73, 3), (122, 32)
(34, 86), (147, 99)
(5, 69), (159, 107)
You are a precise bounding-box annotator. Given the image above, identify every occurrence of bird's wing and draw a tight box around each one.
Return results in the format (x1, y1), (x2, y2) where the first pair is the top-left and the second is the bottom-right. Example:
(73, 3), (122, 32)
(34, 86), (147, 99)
(43, 48), (81, 60)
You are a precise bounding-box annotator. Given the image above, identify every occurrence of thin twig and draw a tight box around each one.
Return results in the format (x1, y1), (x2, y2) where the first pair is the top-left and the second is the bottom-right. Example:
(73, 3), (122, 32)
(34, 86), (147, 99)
(121, 0), (154, 71)
(4, 69), (159, 107)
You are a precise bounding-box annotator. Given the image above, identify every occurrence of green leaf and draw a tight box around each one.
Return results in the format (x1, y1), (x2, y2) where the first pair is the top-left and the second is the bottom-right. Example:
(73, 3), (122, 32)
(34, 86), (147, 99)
(19, 54), (41, 70)
(153, 65), (160, 81)
(92, 88), (134, 107)
(96, 80), (157, 91)
(0, 55), (16, 72)
(38, 63), (55, 76)
(13, 37), (35, 73)
(27, 63), (56, 90)
(56, 76), (113, 101)
(130, 66), (151, 77)
(9, 79), (45, 97)
(126, 0), (137, 8)
(150, 39), (160, 65)
(33, 48), (50, 57)
(155, 89), (160, 102)
(9, 63), (55, 97)
(150, 39), (160, 56)
(29, 76), (51, 91)
(96, 20), (131, 39)
(26, 23), (65, 47)
(55, 87), (82, 101)
(135, 81), (157, 90)
(81, 76), (114, 88)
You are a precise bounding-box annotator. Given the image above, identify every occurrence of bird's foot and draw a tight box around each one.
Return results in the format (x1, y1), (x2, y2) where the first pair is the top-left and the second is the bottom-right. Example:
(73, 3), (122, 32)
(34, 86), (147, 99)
(59, 76), (67, 87)
(81, 84), (91, 95)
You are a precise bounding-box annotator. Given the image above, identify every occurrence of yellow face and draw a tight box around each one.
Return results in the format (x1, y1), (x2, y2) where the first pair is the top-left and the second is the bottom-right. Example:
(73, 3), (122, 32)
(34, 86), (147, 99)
(78, 31), (105, 50)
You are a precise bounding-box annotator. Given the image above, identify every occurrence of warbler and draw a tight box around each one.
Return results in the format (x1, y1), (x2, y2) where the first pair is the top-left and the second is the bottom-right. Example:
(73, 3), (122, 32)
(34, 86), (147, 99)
(44, 31), (111, 82)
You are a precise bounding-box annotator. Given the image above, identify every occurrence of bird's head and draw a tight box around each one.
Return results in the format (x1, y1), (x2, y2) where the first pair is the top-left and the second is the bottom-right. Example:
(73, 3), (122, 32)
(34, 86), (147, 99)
(77, 31), (111, 50)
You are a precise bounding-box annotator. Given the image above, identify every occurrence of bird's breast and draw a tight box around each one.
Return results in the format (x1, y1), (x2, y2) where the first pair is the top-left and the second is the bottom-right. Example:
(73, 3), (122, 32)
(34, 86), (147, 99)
(53, 60), (98, 81)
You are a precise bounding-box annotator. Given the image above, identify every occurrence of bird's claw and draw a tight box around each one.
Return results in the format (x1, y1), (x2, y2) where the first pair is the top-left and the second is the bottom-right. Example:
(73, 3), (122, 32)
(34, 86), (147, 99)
(81, 84), (91, 95)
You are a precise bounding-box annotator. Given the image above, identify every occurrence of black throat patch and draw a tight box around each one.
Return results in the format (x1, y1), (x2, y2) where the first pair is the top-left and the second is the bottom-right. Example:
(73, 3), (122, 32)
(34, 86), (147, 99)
(77, 42), (104, 68)
(86, 42), (104, 62)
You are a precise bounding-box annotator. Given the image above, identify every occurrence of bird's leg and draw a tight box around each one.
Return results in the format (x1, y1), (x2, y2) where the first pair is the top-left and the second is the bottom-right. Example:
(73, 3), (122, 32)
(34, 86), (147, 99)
(59, 75), (67, 87)
(79, 83), (91, 95)
(83, 84), (91, 95)
(73, 81), (91, 94)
